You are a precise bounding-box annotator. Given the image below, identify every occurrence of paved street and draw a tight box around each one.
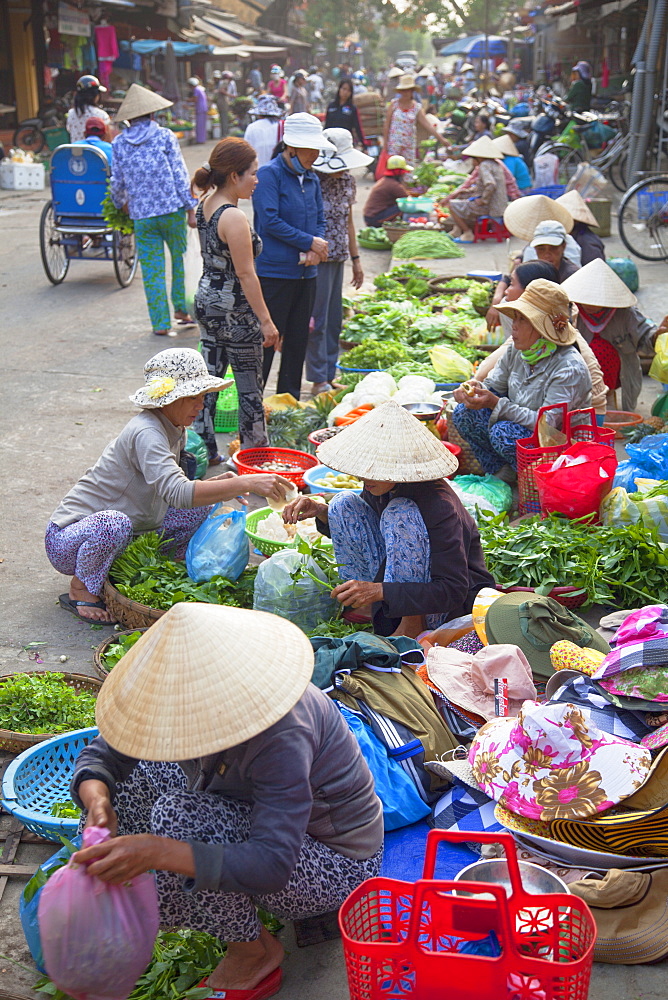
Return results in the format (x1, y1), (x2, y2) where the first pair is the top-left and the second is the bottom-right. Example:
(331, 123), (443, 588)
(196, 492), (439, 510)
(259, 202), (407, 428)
(1, 141), (667, 999)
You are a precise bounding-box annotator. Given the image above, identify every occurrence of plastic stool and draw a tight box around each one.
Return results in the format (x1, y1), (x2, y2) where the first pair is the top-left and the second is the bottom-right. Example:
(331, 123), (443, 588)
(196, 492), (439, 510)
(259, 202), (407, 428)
(473, 216), (510, 243)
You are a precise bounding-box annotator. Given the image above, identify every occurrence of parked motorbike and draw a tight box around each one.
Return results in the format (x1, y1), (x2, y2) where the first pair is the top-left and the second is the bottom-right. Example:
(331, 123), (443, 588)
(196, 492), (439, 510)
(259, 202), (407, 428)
(13, 96), (69, 154)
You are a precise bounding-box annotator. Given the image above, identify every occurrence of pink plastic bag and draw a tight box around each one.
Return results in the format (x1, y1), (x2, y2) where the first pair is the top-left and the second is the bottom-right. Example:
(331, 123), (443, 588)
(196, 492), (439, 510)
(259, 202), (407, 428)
(38, 826), (159, 1000)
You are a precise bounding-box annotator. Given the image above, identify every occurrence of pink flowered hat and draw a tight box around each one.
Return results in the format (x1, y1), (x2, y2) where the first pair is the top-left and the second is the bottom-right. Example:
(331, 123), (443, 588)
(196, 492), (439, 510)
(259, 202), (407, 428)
(469, 701), (652, 822)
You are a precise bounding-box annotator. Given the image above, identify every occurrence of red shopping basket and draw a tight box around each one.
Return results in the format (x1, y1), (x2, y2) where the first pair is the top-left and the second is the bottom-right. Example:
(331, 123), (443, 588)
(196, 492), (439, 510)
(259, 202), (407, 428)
(339, 830), (596, 1000)
(516, 405), (615, 515)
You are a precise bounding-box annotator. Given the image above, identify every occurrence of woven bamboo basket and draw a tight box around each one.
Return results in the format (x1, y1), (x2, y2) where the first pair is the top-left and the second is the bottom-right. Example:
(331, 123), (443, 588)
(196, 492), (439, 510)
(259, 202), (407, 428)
(93, 627), (149, 675)
(446, 423), (485, 477)
(103, 579), (166, 629)
(0, 671), (103, 754)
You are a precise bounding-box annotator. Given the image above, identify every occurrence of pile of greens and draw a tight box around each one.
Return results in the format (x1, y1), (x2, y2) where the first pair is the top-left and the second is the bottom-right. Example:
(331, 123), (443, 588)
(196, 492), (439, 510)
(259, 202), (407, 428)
(100, 629), (144, 670)
(393, 230), (465, 260)
(338, 340), (409, 370)
(101, 188), (133, 234)
(109, 533), (257, 611)
(479, 512), (668, 608)
(0, 673), (97, 735)
(358, 226), (392, 248)
(388, 361), (445, 382)
(50, 800), (81, 819)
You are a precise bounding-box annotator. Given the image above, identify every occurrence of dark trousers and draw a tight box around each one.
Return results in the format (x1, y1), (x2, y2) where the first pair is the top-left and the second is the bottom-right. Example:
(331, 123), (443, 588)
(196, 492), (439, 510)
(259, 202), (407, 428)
(364, 205), (401, 227)
(260, 277), (316, 400)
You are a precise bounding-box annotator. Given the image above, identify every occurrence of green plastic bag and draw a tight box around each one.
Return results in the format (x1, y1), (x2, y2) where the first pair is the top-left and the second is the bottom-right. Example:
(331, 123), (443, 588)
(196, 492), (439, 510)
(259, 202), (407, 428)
(453, 474), (513, 514)
(186, 427), (208, 480)
(607, 257), (639, 293)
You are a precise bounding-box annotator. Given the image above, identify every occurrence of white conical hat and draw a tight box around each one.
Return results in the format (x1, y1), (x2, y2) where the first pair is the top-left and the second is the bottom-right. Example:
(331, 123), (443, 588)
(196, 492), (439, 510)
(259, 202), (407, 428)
(504, 194), (573, 241)
(555, 189), (600, 228)
(95, 603), (314, 760)
(316, 400), (458, 482)
(463, 135), (503, 159)
(492, 134), (519, 158)
(114, 83), (173, 123)
(561, 258), (638, 309)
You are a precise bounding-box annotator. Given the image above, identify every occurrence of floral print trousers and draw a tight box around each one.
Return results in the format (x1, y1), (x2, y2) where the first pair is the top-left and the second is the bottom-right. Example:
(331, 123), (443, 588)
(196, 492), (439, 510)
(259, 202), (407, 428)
(328, 492), (446, 629)
(89, 760), (382, 942)
(451, 405), (531, 473)
(45, 506), (210, 596)
(134, 210), (188, 332)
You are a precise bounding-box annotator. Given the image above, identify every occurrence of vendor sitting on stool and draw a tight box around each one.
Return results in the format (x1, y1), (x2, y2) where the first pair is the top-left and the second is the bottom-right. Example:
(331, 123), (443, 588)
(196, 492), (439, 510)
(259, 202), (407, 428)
(283, 400), (495, 639)
(362, 154), (411, 227)
(46, 348), (291, 623)
(451, 280), (592, 481)
(70, 602), (383, 1000)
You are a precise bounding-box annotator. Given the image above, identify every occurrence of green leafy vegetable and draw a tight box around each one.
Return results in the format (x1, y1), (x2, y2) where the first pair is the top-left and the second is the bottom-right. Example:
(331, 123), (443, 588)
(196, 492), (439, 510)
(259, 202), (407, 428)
(101, 187), (133, 234)
(0, 673), (97, 735)
(393, 230), (465, 259)
(388, 263), (433, 281)
(49, 800), (81, 819)
(100, 630), (144, 670)
(338, 340), (409, 370)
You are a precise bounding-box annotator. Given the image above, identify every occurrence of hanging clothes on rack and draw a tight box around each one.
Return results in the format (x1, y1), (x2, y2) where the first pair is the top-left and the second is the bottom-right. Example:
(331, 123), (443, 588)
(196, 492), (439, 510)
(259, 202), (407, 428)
(95, 24), (119, 88)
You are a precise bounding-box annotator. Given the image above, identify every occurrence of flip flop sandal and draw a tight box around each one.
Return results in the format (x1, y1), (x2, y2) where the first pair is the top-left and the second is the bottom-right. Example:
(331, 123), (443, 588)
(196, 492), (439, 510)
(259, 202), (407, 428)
(452, 237), (475, 244)
(191, 967), (282, 1000)
(154, 330), (179, 338)
(175, 316), (197, 328)
(59, 594), (117, 624)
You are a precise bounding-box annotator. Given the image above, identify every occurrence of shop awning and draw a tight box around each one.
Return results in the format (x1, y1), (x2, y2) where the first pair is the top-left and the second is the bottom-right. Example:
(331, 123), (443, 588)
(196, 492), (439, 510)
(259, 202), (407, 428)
(192, 13), (260, 42)
(254, 30), (310, 48)
(210, 44), (287, 57)
(119, 39), (211, 55)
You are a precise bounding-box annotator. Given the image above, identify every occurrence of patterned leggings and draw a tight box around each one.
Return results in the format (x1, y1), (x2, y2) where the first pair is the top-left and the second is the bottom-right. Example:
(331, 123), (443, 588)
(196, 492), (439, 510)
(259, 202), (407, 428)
(328, 493), (445, 629)
(194, 327), (268, 457)
(45, 506), (210, 596)
(451, 405), (531, 473)
(134, 210), (188, 332)
(96, 761), (382, 942)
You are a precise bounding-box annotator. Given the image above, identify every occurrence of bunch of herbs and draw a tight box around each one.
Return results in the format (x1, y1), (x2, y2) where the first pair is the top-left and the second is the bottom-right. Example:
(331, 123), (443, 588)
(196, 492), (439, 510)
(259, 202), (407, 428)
(0, 673), (97, 735)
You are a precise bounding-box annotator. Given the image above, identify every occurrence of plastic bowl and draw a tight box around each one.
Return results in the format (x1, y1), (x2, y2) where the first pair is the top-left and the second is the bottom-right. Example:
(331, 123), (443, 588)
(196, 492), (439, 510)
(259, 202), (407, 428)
(603, 410), (643, 440)
(303, 465), (364, 495)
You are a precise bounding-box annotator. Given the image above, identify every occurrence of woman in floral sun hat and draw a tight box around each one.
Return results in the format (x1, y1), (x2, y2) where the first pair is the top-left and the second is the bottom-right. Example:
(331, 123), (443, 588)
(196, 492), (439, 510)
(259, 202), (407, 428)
(46, 349), (293, 624)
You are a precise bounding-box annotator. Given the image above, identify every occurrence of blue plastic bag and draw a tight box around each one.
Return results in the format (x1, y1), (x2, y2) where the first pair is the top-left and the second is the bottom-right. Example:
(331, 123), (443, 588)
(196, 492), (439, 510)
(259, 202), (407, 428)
(185, 504), (248, 582)
(19, 836), (81, 973)
(626, 434), (668, 479)
(613, 460), (647, 492)
(338, 704), (430, 831)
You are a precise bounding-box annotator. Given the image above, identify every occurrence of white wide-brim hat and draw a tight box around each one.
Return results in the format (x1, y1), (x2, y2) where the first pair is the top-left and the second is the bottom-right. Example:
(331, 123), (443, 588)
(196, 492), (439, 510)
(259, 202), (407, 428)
(130, 348), (232, 408)
(395, 74), (417, 91)
(464, 135), (503, 159)
(96, 603), (314, 760)
(313, 127), (373, 172)
(282, 112), (336, 152)
(561, 258), (638, 309)
(316, 399), (458, 482)
(555, 189), (600, 228)
(503, 194), (574, 242)
(114, 83), (173, 123)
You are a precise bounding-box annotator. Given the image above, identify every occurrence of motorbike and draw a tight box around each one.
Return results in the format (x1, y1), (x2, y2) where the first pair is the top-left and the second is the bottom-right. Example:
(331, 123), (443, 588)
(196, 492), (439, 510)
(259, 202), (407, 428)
(13, 96), (69, 154)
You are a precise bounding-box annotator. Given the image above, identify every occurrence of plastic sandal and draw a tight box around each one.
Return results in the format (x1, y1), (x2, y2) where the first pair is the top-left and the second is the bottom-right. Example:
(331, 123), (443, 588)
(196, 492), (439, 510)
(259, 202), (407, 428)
(190, 967), (282, 1000)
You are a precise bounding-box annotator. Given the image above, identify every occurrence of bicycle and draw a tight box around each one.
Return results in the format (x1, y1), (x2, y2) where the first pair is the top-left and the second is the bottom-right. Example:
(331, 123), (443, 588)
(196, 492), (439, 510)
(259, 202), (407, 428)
(618, 173), (668, 261)
(537, 103), (630, 190)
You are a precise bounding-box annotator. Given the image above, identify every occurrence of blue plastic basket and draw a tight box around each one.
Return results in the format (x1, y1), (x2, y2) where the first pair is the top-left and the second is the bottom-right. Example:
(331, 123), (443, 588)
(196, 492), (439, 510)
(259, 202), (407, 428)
(529, 185), (566, 198)
(636, 190), (668, 220)
(302, 464), (363, 495)
(1, 728), (98, 841)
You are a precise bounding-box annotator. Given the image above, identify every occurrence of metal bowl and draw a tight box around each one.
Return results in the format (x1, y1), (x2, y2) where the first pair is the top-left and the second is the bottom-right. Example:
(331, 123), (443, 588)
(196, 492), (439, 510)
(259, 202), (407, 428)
(402, 402), (442, 422)
(453, 858), (569, 899)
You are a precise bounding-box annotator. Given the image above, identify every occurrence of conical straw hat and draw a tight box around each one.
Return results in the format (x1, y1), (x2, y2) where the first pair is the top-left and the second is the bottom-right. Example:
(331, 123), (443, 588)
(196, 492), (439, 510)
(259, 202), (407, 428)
(504, 194), (573, 241)
(492, 134), (519, 158)
(95, 603), (314, 761)
(316, 399), (458, 482)
(555, 189), (600, 228)
(114, 83), (173, 123)
(463, 135), (503, 159)
(561, 258), (637, 309)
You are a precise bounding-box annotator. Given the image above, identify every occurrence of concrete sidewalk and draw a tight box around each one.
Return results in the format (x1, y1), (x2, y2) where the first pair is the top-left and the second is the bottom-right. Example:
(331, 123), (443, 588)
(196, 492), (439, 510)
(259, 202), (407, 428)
(0, 145), (666, 1000)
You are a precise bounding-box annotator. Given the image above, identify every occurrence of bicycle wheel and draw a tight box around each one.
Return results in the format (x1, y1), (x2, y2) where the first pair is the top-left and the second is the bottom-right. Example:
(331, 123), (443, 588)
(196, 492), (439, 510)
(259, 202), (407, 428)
(539, 143), (583, 185)
(618, 175), (668, 261)
(39, 201), (69, 284)
(13, 124), (46, 154)
(608, 148), (628, 193)
(113, 230), (138, 287)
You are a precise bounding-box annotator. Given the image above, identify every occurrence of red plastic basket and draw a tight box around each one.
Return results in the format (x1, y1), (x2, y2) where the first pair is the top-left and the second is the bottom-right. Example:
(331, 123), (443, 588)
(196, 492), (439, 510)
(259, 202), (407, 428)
(234, 447), (318, 490)
(516, 405), (615, 516)
(501, 585), (588, 610)
(339, 831), (596, 1000)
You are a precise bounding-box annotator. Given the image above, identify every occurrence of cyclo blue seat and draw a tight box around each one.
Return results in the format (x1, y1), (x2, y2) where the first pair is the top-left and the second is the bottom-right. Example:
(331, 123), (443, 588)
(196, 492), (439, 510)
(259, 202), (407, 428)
(49, 144), (110, 232)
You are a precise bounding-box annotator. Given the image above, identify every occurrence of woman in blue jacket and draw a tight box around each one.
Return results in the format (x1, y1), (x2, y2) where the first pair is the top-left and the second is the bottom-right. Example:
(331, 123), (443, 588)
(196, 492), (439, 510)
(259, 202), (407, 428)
(252, 113), (336, 398)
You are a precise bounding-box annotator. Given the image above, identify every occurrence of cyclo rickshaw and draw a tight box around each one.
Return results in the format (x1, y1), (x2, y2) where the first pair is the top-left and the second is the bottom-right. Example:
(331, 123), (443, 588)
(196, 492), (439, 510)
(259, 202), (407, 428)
(39, 143), (138, 287)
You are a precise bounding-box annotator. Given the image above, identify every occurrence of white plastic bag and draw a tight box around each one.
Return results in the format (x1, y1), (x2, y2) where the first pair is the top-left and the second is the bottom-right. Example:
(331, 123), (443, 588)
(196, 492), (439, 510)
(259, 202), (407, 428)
(253, 548), (338, 631)
(183, 227), (203, 316)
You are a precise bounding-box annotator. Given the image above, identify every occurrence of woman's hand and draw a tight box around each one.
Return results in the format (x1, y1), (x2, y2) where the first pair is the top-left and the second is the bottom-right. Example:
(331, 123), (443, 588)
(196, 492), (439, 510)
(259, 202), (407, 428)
(260, 317), (280, 348)
(242, 474), (294, 503)
(311, 237), (328, 261)
(453, 379), (483, 404)
(302, 250), (320, 267)
(283, 495), (328, 524)
(351, 259), (364, 289)
(187, 208), (197, 229)
(486, 305), (501, 330)
(463, 387), (499, 410)
(72, 834), (163, 884)
(78, 779), (118, 837)
(331, 580), (383, 608)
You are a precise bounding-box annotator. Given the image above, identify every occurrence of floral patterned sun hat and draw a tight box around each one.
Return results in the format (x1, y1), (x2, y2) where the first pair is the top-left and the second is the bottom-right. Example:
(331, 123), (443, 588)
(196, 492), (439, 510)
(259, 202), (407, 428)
(469, 700), (652, 822)
(593, 606), (668, 703)
(130, 348), (232, 408)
